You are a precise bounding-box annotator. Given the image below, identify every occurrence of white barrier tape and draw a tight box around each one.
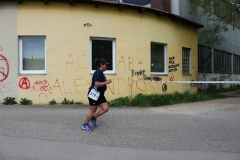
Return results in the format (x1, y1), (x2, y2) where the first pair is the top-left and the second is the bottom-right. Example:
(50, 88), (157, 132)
(131, 80), (240, 84)
(168, 81), (240, 84)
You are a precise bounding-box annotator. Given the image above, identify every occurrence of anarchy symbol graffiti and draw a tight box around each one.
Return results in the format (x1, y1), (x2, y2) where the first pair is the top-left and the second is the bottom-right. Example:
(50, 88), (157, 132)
(19, 77), (30, 89)
(162, 84), (167, 92)
(0, 54), (9, 82)
(190, 80), (197, 87)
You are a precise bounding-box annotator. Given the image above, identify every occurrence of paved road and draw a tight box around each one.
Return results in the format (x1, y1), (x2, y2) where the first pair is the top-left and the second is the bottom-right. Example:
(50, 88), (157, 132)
(0, 96), (240, 160)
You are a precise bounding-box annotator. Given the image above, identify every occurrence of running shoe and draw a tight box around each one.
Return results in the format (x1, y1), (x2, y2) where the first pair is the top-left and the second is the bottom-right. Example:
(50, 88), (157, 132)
(91, 116), (97, 127)
(82, 123), (93, 131)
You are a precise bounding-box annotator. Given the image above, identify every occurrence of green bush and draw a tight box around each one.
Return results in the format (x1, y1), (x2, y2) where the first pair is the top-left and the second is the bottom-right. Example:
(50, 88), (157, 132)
(68, 100), (74, 104)
(109, 91), (226, 107)
(217, 85), (240, 92)
(61, 98), (69, 104)
(2, 97), (17, 105)
(109, 96), (131, 107)
(206, 84), (217, 93)
(49, 99), (57, 105)
(75, 101), (83, 104)
(61, 98), (74, 105)
(20, 98), (32, 105)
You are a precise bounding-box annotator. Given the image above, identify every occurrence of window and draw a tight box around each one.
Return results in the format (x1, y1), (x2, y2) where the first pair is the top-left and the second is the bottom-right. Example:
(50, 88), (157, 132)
(182, 47), (191, 74)
(151, 42), (167, 75)
(233, 54), (240, 74)
(214, 49), (232, 73)
(19, 37), (46, 74)
(198, 45), (212, 73)
(90, 37), (116, 74)
(122, 0), (151, 5)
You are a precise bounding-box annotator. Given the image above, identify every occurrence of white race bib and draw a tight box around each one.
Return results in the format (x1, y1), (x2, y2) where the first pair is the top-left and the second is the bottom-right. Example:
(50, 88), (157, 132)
(88, 88), (100, 101)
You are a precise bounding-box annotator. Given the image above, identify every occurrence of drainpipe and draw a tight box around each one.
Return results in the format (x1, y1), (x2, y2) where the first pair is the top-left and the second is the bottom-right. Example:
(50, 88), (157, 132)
(171, 0), (179, 15)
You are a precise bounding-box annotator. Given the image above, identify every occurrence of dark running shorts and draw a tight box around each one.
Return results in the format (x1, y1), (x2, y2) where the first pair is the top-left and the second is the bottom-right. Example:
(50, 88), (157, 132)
(87, 90), (107, 106)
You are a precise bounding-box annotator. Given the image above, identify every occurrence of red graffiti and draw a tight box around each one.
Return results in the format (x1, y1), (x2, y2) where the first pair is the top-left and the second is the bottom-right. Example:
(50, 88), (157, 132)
(19, 77), (30, 89)
(0, 82), (12, 94)
(34, 79), (50, 86)
(128, 57), (134, 71)
(0, 47), (3, 51)
(31, 79), (52, 97)
(0, 54), (9, 82)
(52, 78), (63, 95)
(38, 93), (48, 97)
(170, 74), (174, 82)
(52, 78), (88, 95)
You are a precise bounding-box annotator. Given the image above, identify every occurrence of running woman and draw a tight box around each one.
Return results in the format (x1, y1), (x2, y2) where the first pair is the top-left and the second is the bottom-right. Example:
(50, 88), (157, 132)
(82, 58), (112, 131)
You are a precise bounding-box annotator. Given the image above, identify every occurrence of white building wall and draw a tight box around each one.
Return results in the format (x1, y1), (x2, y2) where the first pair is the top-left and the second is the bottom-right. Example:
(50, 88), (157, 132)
(169, 0), (240, 87)
(170, 0), (180, 16)
(0, 2), (18, 102)
(175, 0), (240, 55)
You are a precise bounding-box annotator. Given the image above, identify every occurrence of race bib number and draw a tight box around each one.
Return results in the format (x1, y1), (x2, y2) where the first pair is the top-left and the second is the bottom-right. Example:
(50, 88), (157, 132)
(88, 88), (100, 101)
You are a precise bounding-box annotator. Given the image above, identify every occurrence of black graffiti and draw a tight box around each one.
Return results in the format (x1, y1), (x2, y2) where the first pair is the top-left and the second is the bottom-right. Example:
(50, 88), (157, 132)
(144, 76), (162, 81)
(131, 70), (146, 77)
(168, 64), (180, 68)
(169, 56), (175, 64)
(131, 70), (162, 81)
(191, 80), (197, 87)
(162, 84), (167, 92)
(168, 57), (180, 72)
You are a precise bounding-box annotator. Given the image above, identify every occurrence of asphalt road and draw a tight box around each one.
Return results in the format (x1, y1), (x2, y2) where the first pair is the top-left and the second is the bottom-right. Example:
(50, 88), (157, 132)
(0, 95), (240, 160)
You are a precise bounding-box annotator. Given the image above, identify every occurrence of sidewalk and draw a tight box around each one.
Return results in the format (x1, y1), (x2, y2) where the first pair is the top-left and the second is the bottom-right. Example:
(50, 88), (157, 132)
(1, 135), (240, 160)
(0, 96), (240, 160)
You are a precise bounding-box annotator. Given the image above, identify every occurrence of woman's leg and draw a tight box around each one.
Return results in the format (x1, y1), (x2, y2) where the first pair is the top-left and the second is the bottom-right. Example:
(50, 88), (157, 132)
(84, 106), (97, 124)
(94, 102), (109, 118)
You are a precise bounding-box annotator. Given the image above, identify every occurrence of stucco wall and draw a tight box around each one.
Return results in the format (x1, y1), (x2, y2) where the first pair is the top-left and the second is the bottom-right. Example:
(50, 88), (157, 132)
(0, 2), (18, 101)
(12, 2), (199, 104)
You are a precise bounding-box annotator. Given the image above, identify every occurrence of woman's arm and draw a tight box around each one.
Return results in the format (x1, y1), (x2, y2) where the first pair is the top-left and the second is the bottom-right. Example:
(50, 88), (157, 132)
(94, 79), (112, 87)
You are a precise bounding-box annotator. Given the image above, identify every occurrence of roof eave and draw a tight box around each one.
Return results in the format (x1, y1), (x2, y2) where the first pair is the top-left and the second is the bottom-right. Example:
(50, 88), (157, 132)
(13, 0), (204, 29)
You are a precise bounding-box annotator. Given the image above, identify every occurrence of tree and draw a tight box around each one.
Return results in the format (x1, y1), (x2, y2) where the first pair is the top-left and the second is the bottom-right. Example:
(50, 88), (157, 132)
(189, 0), (240, 47)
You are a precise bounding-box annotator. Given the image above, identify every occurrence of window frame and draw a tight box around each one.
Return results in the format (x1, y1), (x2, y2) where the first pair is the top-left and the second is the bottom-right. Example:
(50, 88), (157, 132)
(233, 54), (240, 74)
(198, 45), (212, 73)
(150, 42), (168, 75)
(19, 36), (46, 74)
(90, 37), (116, 74)
(182, 47), (191, 75)
(214, 49), (232, 74)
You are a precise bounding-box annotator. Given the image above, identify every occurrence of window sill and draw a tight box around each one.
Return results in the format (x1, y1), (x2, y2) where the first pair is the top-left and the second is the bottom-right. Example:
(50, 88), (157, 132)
(90, 70), (117, 75)
(18, 73), (47, 76)
(150, 73), (168, 76)
(90, 73), (117, 75)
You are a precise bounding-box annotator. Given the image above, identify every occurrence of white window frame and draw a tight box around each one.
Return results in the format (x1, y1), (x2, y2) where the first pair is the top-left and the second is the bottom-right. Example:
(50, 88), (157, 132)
(90, 37), (116, 74)
(150, 42), (168, 75)
(182, 47), (191, 75)
(19, 36), (46, 74)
